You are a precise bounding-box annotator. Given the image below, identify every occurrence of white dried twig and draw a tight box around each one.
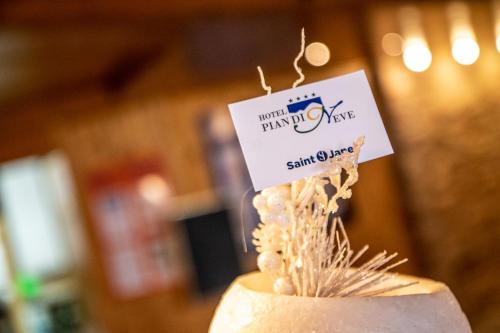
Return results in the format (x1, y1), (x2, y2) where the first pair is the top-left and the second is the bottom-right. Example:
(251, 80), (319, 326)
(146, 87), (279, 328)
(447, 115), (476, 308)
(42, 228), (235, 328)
(292, 27), (306, 88)
(257, 66), (272, 95)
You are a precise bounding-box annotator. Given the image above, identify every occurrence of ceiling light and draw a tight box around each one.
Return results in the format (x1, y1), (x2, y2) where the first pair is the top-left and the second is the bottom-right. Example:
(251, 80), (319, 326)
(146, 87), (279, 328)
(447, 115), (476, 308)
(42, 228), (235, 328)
(452, 37), (480, 65)
(403, 39), (432, 72)
(493, 1), (500, 53)
(399, 7), (432, 72)
(447, 2), (480, 65)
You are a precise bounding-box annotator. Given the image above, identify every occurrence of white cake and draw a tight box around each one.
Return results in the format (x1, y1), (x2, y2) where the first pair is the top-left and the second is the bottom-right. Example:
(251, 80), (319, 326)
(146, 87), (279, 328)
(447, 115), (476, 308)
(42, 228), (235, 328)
(209, 271), (472, 333)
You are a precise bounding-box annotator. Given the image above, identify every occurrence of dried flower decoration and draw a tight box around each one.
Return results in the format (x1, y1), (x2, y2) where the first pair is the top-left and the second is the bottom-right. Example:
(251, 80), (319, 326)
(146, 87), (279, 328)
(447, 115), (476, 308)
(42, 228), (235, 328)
(252, 137), (416, 297)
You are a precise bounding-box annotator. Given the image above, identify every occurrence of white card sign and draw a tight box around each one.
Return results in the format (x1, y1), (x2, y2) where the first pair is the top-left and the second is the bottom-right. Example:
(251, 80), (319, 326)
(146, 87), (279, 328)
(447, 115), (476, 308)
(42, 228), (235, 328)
(229, 70), (393, 191)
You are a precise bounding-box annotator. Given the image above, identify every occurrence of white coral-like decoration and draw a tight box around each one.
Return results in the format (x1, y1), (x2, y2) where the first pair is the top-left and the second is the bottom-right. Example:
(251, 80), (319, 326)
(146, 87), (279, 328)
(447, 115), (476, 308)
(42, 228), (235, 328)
(252, 223), (283, 253)
(252, 137), (416, 297)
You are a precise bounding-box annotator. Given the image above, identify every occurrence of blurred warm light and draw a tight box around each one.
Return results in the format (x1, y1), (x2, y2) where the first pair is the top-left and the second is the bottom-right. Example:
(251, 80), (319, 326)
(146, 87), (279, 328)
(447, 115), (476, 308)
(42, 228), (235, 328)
(447, 2), (479, 65)
(382, 33), (403, 56)
(452, 37), (480, 65)
(138, 174), (171, 205)
(305, 42), (330, 67)
(209, 108), (235, 142)
(494, 0), (500, 53)
(403, 39), (432, 72)
(399, 7), (432, 72)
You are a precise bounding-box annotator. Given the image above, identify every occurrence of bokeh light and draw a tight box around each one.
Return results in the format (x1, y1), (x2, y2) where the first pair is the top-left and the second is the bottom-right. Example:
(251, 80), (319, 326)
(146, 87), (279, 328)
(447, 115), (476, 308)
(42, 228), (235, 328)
(452, 37), (480, 65)
(495, 0), (500, 54)
(138, 174), (171, 206)
(403, 39), (432, 72)
(398, 6), (432, 72)
(382, 33), (404, 56)
(305, 42), (330, 67)
(496, 0), (500, 53)
(447, 2), (479, 65)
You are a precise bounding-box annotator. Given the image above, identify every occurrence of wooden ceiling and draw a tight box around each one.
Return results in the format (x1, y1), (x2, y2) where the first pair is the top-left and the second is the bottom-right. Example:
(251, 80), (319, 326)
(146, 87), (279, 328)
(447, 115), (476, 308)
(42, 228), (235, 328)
(1, 0), (448, 110)
(0, 0), (470, 110)
(0, 0), (295, 24)
(0, 0), (324, 110)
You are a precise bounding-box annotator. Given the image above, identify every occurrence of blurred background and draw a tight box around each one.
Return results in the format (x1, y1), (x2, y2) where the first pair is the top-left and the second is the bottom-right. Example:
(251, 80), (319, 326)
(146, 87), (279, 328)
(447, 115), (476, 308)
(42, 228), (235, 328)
(0, 0), (499, 332)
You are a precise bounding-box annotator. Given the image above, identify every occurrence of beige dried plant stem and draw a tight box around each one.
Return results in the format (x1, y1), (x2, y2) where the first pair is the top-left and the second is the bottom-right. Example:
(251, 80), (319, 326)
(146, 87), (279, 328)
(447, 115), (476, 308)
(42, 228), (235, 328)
(292, 27), (306, 88)
(256, 27), (306, 94)
(257, 66), (272, 95)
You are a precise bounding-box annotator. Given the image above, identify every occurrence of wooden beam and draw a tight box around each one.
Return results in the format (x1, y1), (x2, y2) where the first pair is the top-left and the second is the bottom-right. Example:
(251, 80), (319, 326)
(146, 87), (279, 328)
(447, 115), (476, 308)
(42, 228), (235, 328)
(0, 0), (295, 25)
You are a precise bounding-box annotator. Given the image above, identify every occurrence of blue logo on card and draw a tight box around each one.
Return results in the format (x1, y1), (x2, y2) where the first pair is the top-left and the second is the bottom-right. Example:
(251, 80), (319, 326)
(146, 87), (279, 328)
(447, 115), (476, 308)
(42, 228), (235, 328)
(286, 94), (346, 134)
(257, 93), (356, 134)
(286, 96), (324, 114)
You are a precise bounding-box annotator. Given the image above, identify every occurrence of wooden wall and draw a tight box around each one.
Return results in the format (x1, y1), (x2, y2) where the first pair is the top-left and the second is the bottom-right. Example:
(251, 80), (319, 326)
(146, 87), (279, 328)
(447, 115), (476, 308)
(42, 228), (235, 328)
(368, 3), (500, 332)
